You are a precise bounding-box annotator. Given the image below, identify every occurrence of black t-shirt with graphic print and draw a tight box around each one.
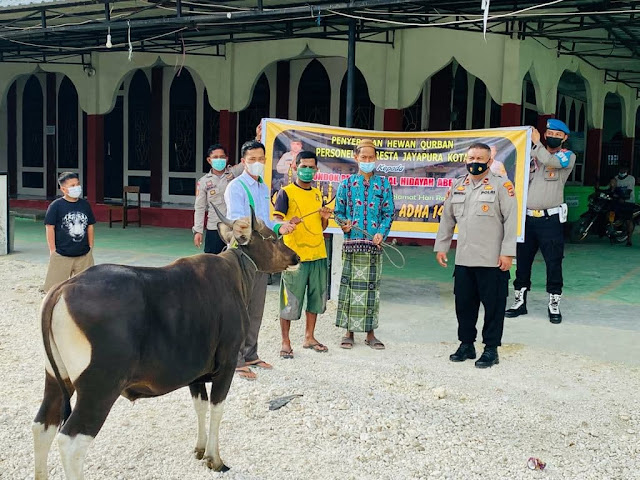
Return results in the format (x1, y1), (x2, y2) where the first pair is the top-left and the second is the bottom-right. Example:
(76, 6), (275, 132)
(44, 197), (96, 257)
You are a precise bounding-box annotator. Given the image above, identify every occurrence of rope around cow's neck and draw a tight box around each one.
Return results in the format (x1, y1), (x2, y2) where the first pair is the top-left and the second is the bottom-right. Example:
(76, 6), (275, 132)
(226, 242), (259, 272)
(332, 215), (405, 269)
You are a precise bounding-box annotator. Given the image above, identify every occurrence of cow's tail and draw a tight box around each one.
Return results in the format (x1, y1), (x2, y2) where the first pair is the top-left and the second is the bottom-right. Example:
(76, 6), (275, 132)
(40, 288), (72, 427)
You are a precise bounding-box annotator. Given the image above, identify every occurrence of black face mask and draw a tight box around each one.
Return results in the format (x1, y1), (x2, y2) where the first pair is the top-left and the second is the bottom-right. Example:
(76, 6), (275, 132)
(546, 137), (563, 149)
(466, 162), (489, 176)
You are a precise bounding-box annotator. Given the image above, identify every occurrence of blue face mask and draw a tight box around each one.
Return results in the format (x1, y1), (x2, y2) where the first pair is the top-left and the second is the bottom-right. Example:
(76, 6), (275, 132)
(211, 158), (227, 171)
(359, 162), (376, 174)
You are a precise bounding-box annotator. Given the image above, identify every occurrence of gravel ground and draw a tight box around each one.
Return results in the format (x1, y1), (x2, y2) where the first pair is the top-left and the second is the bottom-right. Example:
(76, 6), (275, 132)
(1, 258), (639, 480)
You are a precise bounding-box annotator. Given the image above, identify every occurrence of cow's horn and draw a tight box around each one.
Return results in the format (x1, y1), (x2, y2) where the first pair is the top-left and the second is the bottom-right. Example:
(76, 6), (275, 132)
(250, 205), (258, 231)
(211, 203), (233, 227)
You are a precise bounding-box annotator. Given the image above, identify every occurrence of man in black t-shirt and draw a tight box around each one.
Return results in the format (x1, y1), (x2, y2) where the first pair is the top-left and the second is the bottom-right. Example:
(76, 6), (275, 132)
(42, 172), (96, 292)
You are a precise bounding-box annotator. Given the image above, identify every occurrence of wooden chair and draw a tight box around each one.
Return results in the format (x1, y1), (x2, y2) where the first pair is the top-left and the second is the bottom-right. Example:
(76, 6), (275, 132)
(108, 186), (141, 228)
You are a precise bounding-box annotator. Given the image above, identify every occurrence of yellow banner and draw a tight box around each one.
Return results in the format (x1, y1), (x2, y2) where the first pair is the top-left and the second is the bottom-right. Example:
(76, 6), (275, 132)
(262, 119), (530, 240)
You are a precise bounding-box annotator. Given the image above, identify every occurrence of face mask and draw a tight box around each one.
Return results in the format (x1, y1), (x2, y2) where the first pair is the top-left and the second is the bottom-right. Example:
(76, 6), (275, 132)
(359, 162), (376, 174)
(618, 173), (628, 180)
(466, 162), (489, 176)
(297, 167), (316, 183)
(546, 137), (563, 149)
(246, 162), (265, 177)
(67, 185), (82, 198)
(210, 158), (227, 171)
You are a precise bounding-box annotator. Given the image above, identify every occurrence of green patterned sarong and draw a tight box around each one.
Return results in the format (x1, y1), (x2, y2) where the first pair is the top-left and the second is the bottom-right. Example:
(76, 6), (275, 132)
(336, 251), (382, 332)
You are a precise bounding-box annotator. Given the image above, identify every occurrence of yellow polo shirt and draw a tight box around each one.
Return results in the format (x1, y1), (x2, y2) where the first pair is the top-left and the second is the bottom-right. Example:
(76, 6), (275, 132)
(273, 183), (327, 262)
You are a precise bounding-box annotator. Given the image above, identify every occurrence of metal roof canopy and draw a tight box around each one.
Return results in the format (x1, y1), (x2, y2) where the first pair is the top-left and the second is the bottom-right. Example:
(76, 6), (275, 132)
(1, 0), (639, 94)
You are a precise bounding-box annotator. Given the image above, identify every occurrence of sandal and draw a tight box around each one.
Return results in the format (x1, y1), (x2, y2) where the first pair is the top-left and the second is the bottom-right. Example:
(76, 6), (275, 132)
(245, 359), (273, 369)
(364, 338), (385, 350)
(235, 366), (257, 380)
(340, 337), (354, 349)
(303, 342), (328, 353)
(279, 349), (294, 359)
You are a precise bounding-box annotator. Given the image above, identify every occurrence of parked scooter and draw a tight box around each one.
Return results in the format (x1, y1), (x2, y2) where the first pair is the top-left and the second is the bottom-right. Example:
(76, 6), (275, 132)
(570, 187), (640, 244)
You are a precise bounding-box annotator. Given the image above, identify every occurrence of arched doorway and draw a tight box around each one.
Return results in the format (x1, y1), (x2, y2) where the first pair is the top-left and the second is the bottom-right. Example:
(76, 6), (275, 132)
(556, 71), (588, 184)
(601, 93), (624, 184)
(21, 75), (44, 192)
(403, 92), (423, 132)
(521, 72), (538, 127)
(238, 73), (270, 153)
(339, 68), (374, 130)
(451, 65), (467, 130)
(168, 69), (197, 197)
(57, 76), (79, 176)
(127, 70), (151, 195)
(202, 90), (220, 173)
(297, 59), (331, 125)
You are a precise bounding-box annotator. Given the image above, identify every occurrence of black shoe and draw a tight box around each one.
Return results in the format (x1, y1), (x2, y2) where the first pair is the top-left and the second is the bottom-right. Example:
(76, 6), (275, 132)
(505, 288), (527, 318)
(475, 347), (499, 368)
(548, 294), (562, 324)
(449, 343), (476, 362)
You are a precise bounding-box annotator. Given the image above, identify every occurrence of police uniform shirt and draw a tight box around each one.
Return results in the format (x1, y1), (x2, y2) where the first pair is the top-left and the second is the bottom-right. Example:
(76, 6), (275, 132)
(434, 171), (518, 268)
(527, 142), (576, 210)
(193, 169), (235, 234)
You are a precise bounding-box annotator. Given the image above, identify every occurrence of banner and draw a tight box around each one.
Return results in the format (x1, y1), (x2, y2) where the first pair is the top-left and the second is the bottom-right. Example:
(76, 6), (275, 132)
(262, 119), (531, 240)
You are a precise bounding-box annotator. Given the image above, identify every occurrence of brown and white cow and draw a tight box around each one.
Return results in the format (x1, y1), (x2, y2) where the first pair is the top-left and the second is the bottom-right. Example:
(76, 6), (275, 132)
(33, 208), (300, 480)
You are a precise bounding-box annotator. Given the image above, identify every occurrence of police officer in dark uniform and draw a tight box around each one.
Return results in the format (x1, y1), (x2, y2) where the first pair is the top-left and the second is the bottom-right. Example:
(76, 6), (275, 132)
(505, 119), (575, 324)
(435, 143), (517, 368)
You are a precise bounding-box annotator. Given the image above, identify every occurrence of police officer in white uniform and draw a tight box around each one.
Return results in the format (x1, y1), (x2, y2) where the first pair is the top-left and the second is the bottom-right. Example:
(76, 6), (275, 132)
(435, 142), (517, 368)
(505, 119), (576, 324)
(193, 144), (243, 254)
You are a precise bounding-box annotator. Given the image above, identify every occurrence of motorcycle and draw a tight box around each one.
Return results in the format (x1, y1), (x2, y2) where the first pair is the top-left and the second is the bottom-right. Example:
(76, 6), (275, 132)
(570, 187), (640, 244)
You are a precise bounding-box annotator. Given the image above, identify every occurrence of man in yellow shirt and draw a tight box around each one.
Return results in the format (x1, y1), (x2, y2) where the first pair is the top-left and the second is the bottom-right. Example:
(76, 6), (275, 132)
(273, 151), (332, 358)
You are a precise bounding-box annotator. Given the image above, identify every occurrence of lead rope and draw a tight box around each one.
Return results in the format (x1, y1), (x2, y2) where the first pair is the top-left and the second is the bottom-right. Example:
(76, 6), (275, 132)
(332, 215), (406, 269)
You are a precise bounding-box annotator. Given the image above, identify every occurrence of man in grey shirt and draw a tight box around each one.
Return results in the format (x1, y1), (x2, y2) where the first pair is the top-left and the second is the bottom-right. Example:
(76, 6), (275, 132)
(435, 143), (517, 368)
(506, 119), (575, 324)
(609, 163), (637, 246)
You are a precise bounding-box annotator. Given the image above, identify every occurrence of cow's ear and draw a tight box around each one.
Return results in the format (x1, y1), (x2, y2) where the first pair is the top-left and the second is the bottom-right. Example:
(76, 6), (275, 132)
(217, 223), (234, 244)
(232, 219), (252, 245)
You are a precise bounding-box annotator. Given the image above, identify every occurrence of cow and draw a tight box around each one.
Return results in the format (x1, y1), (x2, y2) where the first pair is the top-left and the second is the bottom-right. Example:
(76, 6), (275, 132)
(32, 207), (300, 480)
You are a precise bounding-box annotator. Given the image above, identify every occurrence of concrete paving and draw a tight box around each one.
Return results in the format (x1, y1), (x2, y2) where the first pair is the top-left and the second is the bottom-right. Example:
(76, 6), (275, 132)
(5, 217), (640, 365)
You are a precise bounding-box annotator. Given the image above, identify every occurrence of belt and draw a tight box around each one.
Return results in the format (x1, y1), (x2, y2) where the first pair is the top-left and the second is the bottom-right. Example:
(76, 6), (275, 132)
(526, 207), (561, 218)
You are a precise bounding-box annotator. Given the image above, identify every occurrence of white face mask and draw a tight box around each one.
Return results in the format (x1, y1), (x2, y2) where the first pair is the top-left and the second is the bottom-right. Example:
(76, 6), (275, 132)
(246, 162), (265, 177)
(67, 185), (82, 198)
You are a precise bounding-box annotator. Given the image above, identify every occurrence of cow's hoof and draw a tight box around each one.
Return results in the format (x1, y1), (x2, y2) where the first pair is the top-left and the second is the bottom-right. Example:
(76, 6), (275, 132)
(194, 448), (205, 460)
(204, 456), (230, 472)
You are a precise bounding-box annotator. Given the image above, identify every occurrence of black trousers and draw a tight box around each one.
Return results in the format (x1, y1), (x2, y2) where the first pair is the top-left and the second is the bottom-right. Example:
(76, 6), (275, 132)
(454, 265), (509, 347)
(513, 215), (564, 294)
(204, 229), (226, 254)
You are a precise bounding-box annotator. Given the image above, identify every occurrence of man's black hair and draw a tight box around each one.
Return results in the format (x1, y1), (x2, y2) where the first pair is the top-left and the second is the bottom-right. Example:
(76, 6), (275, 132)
(467, 142), (491, 154)
(241, 140), (265, 158)
(206, 144), (227, 157)
(58, 172), (79, 187)
(296, 150), (318, 167)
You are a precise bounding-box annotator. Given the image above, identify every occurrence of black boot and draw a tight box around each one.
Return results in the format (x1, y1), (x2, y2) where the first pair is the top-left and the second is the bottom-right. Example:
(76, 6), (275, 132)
(505, 288), (527, 318)
(475, 347), (499, 368)
(548, 294), (562, 324)
(449, 343), (476, 362)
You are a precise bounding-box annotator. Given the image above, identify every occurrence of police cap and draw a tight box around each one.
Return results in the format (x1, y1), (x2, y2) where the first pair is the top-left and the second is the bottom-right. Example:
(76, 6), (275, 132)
(546, 119), (570, 135)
